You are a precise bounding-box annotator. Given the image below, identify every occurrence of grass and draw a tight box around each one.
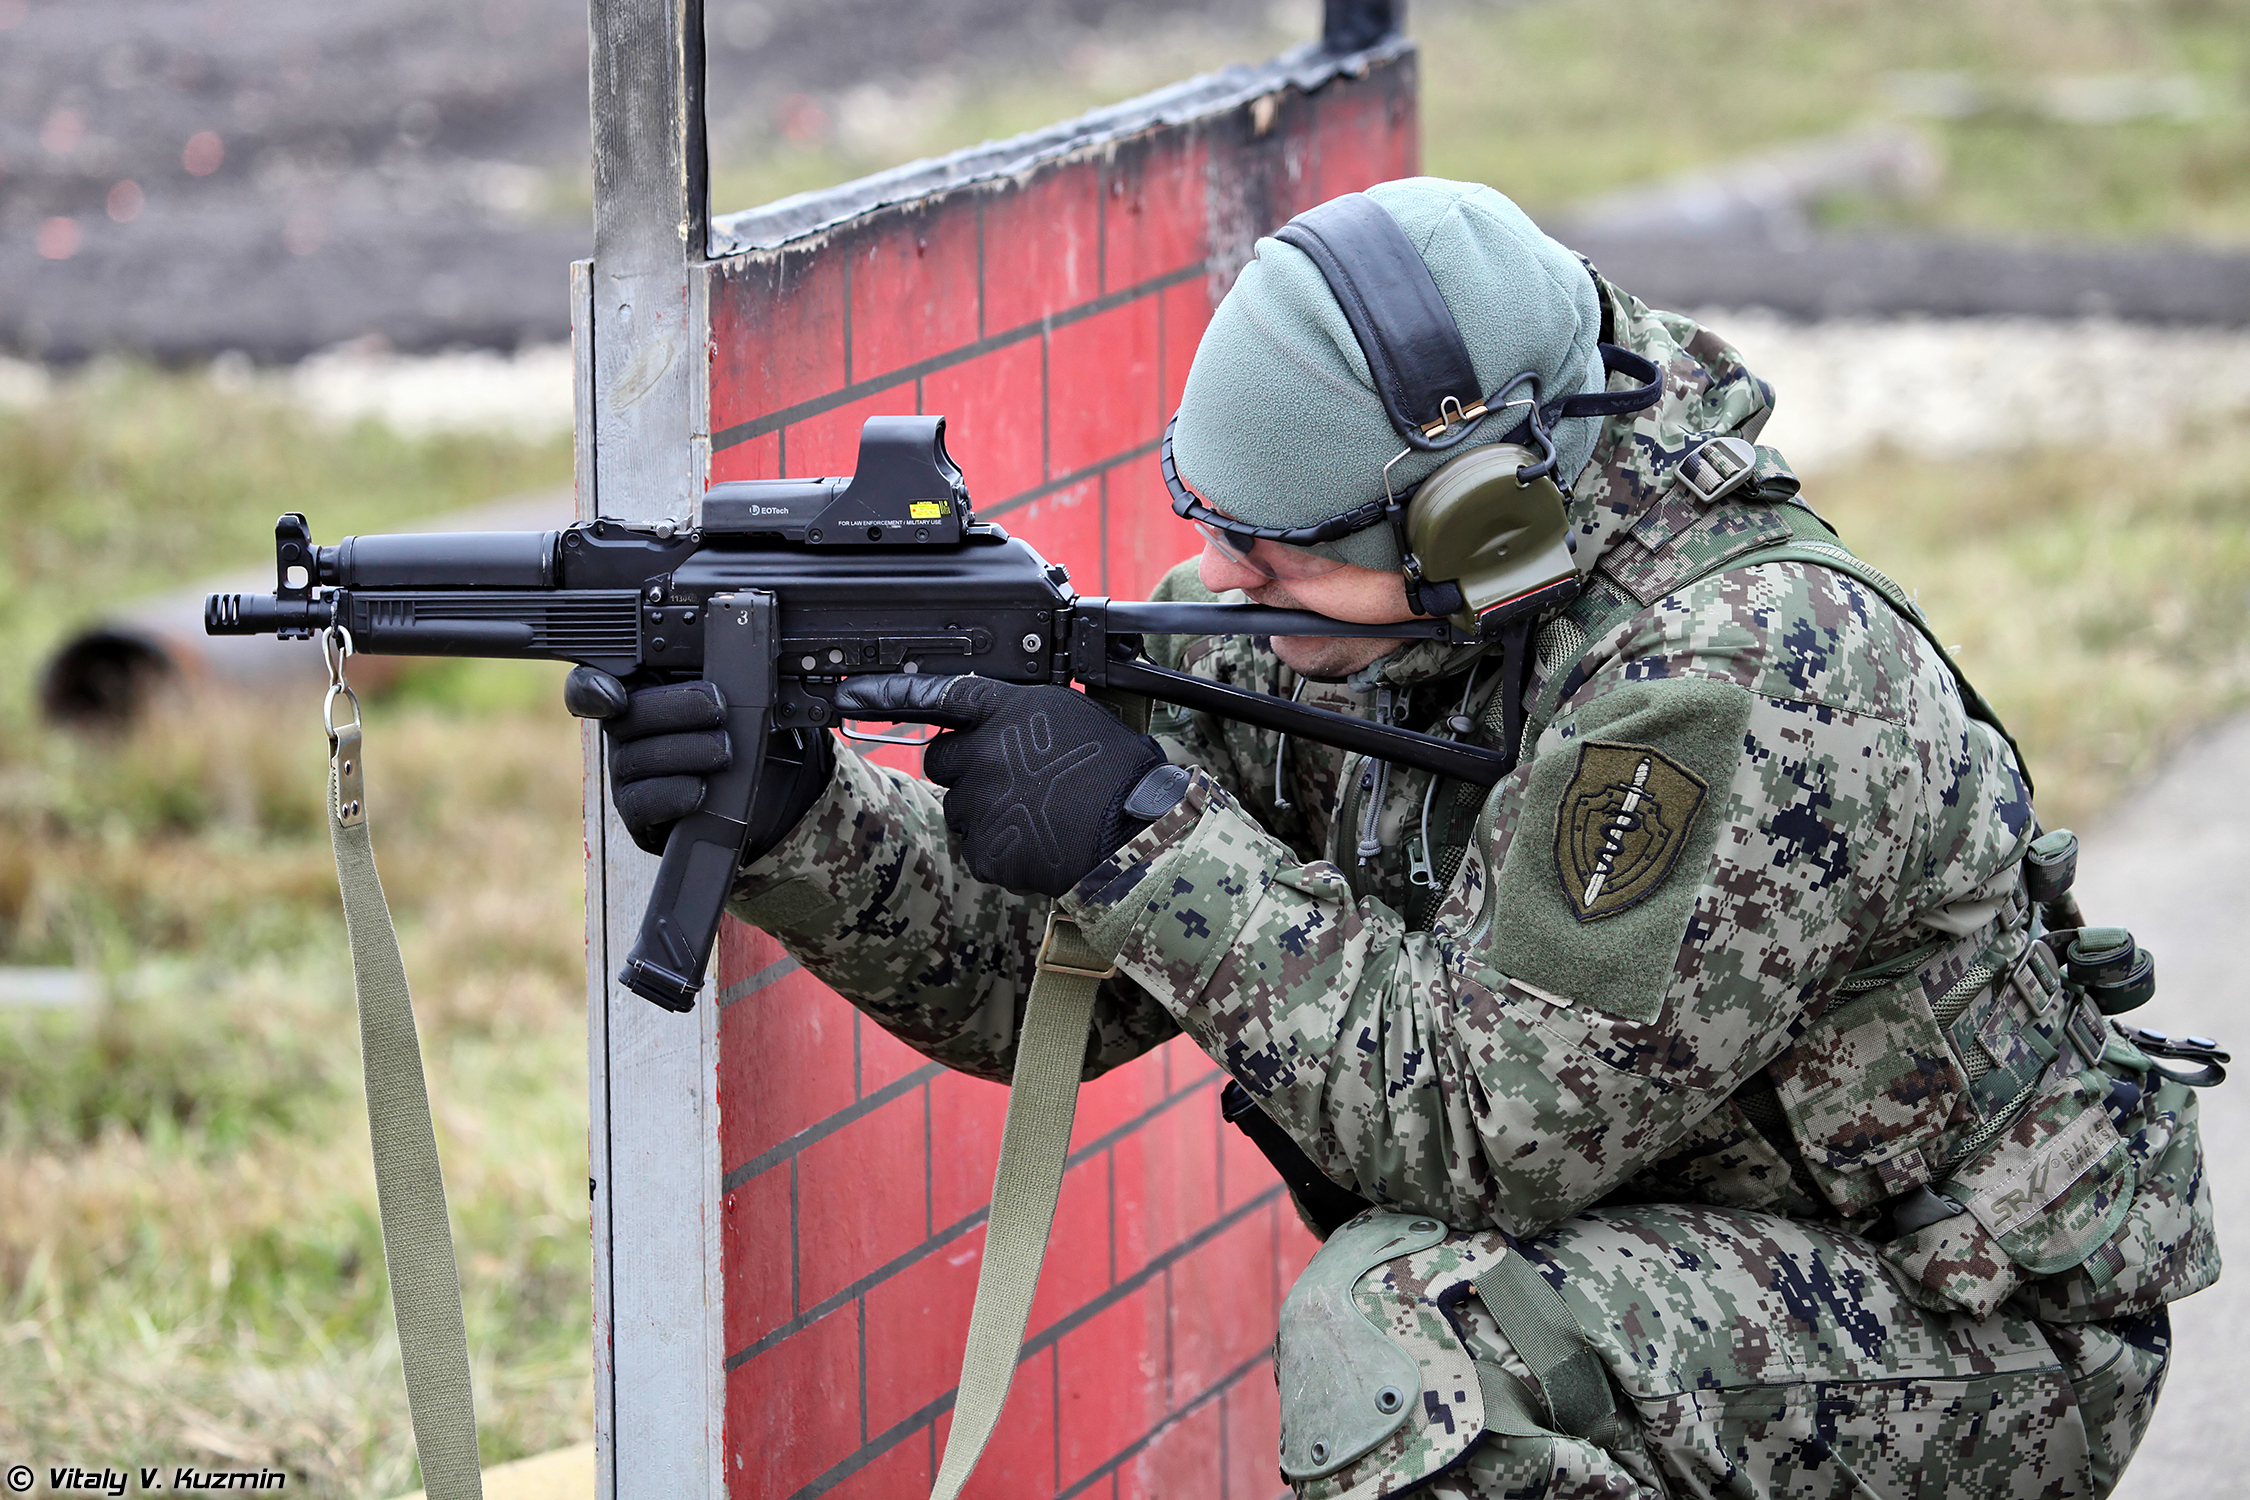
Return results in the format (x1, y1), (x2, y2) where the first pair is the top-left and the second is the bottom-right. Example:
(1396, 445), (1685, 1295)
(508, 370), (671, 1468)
(0, 688), (591, 1488)
(0, 369), (581, 1494)
(0, 693), (590, 1494)
(701, 6), (1316, 218)
(1418, 0), (2250, 241)
(0, 362), (572, 731)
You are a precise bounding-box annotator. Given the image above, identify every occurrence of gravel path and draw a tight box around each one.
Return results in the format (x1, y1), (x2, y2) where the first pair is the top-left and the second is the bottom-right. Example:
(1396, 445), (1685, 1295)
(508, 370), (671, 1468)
(1712, 313), (2250, 473)
(2073, 719), (2250, 1500)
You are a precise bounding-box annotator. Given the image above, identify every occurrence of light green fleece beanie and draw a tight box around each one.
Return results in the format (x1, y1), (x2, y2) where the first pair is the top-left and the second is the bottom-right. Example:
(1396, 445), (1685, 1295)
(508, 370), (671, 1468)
(1171, 178), (1605, 571)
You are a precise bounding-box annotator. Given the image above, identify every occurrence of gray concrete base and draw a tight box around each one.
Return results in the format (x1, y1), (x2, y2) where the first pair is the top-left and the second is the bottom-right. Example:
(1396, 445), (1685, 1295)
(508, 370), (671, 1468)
(2071, 716), (2249, 1499)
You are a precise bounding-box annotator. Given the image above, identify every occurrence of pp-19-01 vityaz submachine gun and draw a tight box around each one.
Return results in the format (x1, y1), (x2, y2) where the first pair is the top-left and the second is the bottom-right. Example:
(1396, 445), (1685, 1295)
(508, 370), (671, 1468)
(207, 415), (1524, 1013)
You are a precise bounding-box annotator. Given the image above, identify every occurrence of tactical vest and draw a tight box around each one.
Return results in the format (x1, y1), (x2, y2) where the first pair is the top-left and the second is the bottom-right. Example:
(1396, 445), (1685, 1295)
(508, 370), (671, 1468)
(1402, 451), (2222, 1323)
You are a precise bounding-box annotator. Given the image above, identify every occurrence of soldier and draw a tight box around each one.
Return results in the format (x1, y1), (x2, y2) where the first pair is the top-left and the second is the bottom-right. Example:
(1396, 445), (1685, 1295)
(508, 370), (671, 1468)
(573, 178), (2218, 1498)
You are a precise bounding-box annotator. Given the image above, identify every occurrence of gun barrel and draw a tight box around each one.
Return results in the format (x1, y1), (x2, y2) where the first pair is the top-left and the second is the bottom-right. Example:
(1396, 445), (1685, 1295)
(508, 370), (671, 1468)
(204, 592), (333, 636)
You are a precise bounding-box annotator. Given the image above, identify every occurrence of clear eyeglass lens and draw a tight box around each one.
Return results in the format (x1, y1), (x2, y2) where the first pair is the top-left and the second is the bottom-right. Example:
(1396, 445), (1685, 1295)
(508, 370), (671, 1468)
(1192, 521), (1351, 581)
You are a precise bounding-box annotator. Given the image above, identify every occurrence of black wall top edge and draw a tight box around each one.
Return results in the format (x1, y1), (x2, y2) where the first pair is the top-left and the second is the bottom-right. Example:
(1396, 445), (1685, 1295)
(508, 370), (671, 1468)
(1324, 0), (1400, 54)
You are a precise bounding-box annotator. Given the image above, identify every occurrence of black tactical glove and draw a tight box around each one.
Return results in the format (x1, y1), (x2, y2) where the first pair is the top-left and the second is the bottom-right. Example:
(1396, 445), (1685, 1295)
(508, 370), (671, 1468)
(564, 665), (833, 861)
(834, 674), (1188, 898)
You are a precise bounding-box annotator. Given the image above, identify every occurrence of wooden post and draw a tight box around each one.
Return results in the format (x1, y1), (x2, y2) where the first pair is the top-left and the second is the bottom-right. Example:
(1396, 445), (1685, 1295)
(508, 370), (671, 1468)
(582, 1), (723, 1494)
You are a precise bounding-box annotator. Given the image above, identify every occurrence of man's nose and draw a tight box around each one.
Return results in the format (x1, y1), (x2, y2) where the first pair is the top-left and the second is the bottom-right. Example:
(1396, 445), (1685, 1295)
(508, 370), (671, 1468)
(1196, 538), (1266, 594)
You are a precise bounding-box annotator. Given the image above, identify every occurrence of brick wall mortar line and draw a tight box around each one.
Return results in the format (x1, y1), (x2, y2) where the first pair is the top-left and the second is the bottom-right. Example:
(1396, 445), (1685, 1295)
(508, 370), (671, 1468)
(722, 1075), (1231, 1366)
(729, 1177), (1282, 1378)
(723, 1048), (1217, 1195)
(709, 263), (1203, 453)
(1219, 1386), (1232, 1500)
(722, 1062), (946, 1195)
(979, 439), (1160, 522)
(715, 953), (801, 1011)
(1162, 1262), (1176, 1411)
(1051, 1351), (1273, 1500)
(763, 1213), (1282, 1500)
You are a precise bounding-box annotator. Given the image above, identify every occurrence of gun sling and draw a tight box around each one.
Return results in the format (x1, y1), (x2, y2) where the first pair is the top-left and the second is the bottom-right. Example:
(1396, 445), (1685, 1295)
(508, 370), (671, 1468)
(924, 910), (1110, 1498)
(323, 634), (486, 1496)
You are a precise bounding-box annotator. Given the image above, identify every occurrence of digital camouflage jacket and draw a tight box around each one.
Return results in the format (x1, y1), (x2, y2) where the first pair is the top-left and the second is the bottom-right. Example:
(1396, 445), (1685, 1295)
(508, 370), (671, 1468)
(731, 272), (2215, 1320)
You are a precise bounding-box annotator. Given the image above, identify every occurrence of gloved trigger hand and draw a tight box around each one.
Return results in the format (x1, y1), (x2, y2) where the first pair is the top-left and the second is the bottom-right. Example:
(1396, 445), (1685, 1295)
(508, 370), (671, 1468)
(834, 674), (1180, 898)
(565, 665), (732, 855)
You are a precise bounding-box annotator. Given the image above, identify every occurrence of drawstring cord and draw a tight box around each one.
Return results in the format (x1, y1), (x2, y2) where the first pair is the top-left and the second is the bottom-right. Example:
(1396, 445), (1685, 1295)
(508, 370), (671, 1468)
(1409, 666), (1487, 886)
(1356, 687), (1398, 866)
(1273, 677), (1309, 812)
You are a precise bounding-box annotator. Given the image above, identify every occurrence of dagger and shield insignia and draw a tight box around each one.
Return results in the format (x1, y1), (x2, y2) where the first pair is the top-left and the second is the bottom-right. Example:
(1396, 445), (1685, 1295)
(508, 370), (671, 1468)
(1551, 741), (1708, 922)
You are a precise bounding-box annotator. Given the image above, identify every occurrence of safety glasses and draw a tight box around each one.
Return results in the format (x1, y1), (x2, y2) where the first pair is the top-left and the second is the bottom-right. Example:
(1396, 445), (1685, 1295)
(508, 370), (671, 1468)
(1162, 416), (1394, 574)
(1189, 520), (1355, 580)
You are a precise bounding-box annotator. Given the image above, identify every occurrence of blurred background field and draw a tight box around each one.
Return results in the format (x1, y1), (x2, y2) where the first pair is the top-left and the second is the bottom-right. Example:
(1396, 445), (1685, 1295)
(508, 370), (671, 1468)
(0, 377), (583, 1491)
(706, 0), (2250, 242)
(7, 0), (2250, 1494)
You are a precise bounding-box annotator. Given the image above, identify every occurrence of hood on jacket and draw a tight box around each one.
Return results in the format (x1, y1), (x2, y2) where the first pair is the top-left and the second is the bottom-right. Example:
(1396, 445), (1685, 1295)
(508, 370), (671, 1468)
(1564, 269), (1787, 574)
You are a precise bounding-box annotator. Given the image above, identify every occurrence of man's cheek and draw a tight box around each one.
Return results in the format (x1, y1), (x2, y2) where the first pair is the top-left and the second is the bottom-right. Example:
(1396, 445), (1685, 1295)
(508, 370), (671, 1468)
(1197, 544), (1266, 595)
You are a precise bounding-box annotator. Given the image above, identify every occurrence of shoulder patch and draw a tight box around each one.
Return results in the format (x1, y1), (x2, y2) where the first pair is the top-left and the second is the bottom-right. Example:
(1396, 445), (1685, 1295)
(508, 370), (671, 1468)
(1551, 741), (1708, 922)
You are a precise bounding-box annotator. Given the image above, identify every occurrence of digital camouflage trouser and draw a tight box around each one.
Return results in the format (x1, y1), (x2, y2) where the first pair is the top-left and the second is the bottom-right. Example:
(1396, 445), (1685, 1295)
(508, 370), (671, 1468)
(1282, 1205), (2170, 1500)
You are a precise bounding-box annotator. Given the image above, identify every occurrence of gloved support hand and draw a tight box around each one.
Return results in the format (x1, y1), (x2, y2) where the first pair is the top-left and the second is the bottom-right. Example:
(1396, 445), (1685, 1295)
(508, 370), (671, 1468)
(834, 674), (1187, 898)
(565, 665), (833, 862)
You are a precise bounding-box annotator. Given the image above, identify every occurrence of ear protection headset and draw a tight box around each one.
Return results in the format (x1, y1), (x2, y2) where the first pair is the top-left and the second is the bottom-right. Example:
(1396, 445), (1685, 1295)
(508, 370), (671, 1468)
(1164, 192), (1664, 638)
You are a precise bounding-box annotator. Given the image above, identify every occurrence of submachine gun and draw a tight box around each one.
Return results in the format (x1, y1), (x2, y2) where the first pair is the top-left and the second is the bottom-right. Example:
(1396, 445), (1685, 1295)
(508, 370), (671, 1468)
(208, 415), (1514, 1013)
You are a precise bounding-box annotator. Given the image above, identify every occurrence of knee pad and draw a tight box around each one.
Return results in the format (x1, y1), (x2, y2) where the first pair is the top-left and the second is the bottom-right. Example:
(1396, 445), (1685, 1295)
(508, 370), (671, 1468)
(1275, 1210), (1500, 1494)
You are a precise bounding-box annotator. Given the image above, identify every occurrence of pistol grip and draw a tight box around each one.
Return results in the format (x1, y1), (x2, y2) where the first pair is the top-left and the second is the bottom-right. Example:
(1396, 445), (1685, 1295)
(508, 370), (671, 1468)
(618, 591), (778, 1011)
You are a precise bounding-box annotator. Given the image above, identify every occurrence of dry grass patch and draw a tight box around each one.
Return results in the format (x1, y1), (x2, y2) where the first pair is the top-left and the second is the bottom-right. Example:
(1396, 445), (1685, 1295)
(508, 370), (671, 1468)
(0, 689), (589, 1494)
(1812, 410), (2250, 827)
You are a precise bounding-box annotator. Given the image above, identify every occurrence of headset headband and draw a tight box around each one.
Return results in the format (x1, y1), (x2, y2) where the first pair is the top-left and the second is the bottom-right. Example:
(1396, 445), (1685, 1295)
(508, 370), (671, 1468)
(1273, 194), (1481, 443)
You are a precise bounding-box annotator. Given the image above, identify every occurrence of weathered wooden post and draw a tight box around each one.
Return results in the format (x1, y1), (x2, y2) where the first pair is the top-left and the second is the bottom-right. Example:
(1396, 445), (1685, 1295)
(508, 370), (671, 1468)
(578, 4), (1418, 1493)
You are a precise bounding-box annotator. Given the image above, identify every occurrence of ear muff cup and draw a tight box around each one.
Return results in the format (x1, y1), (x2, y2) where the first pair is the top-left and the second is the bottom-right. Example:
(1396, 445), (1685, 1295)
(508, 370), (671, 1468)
(1404, 443), (1579, 632)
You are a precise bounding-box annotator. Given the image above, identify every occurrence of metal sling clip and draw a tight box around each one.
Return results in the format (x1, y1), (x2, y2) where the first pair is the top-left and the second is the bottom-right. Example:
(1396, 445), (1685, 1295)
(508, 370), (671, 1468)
(322, 625), (366, 826)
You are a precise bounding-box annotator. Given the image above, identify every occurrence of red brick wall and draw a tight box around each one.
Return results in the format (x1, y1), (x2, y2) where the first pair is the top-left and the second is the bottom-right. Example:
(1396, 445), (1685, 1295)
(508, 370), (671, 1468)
(703, 57), (1416, 1500)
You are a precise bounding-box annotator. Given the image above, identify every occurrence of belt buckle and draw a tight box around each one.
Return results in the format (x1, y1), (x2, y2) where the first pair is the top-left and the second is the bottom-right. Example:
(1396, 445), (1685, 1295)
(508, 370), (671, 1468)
(1678, 436), (1758, 504)
(2065, 998), (2110, 1067)
(2009, 939), (2062, 1019)
(1038, 909), (1118, 980)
